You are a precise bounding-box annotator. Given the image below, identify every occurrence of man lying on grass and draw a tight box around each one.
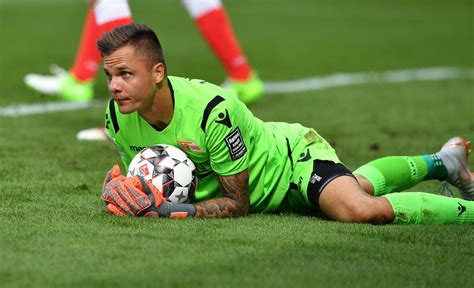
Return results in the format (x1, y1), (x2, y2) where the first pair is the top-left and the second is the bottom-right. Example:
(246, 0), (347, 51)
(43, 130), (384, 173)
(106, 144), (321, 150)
(100, 23), (473, 224)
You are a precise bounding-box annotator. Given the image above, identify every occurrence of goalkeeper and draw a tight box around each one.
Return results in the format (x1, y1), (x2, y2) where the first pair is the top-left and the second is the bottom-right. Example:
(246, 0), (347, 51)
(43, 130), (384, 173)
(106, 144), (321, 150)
(100, 24), (473, 224)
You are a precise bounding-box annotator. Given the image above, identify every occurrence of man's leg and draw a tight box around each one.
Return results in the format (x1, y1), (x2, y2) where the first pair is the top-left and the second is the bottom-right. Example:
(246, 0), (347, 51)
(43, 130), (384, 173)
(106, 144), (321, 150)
(24, 0), (132, 101)
(288, 133), (474, 224)
(319, 175), (474, 224)
(71, 0), (132, 83)
(354, 155), (441, 195)
(354, 137), (473, 200)
(319, 176), (395, 224)
(181, 0), (264, 104)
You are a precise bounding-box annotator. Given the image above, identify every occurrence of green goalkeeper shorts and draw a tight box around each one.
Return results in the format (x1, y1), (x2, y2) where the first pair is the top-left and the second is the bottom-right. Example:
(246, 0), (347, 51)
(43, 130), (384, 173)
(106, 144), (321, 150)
(277, 129), (355, 214)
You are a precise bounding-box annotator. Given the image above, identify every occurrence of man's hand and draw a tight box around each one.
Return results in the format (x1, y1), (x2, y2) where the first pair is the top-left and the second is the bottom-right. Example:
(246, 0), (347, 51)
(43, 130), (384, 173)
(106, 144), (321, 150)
(100, 165), (196, 218)
(101, 170), (164, 216)
(102, 164), (124, 192)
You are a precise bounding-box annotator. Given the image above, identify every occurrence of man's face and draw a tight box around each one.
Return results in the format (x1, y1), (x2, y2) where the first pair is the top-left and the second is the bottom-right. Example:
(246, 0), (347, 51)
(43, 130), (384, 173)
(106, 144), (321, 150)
(103, 45), (157, 114)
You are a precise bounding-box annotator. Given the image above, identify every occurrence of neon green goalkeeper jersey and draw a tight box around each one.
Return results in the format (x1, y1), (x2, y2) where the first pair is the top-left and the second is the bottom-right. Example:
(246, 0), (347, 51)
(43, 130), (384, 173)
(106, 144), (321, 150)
(105, 76), (310, 212)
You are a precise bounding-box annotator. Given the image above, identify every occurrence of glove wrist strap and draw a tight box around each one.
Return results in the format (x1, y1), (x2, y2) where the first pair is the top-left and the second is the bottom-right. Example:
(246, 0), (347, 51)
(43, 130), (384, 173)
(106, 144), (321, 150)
(165, 203), (197, 218)
(140, 202), (196, 218)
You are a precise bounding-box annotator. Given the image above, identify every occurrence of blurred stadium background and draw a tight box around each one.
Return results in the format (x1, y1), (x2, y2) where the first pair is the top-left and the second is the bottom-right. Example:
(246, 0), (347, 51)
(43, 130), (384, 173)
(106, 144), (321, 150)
(0, 0), (472, 287)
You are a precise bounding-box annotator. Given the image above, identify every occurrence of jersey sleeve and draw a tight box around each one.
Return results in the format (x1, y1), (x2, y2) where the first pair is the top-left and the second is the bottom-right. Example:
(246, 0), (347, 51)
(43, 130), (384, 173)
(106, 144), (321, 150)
(203, 96), (250, 176)
(105, 99), (131, 170)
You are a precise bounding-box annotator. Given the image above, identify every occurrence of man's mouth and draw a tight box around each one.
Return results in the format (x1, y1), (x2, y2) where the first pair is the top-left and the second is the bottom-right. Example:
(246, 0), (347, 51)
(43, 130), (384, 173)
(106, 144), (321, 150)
(114, 97), (130, 105)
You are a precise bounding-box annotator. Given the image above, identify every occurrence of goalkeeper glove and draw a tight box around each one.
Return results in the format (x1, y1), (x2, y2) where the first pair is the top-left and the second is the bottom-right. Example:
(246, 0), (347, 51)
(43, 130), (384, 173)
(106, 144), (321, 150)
(101, 165), (196, 218)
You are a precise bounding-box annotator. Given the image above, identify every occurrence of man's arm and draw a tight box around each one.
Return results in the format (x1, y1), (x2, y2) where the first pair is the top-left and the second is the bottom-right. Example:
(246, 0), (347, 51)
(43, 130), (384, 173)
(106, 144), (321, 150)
(194, 170), (250, 218)
(101, 168), (250, 218)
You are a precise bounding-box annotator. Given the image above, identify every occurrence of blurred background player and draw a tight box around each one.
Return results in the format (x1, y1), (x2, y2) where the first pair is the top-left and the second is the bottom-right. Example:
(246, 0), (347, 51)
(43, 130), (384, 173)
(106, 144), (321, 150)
(24, 0), (264, 140)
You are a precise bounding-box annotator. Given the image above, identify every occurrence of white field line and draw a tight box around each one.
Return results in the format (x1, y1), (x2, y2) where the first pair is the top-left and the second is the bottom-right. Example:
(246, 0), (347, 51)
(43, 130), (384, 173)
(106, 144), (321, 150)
(264, 67), (474, 93)
(1, 67), (472, 117)
(0, 100), (106, 117)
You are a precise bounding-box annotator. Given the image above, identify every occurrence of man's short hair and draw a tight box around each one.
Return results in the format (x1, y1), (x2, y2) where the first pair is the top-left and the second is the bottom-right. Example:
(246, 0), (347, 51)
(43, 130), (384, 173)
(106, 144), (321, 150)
(97, 23), (166, 71)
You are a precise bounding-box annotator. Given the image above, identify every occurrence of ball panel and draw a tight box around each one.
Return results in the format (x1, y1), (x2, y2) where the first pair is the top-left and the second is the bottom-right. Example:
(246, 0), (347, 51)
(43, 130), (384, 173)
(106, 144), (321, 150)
(136, 160), (154, 181)
(184, 158), (196, 171)
(127, 144), (197, 204)
(127, 154), (142, 177)
(167, 187), (189, 204)
(156, 156), (176, 169)
(141, 148), (157, 159)
(172, 163), (193, 186)
(164, 146), (188, 162)
(151, 174), (164, 192)
(161, 176), (175, 198)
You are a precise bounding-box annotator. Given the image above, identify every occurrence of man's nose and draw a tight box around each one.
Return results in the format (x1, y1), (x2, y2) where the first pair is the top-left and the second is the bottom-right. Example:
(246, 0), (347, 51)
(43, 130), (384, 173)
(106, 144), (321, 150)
(109, 77), (122, 93)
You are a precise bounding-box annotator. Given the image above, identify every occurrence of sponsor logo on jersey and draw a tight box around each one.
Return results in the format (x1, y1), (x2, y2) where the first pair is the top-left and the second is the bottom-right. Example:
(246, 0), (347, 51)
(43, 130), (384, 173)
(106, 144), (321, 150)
(130, 145), (147, 152)
(178, 140), (204, 152)
(225, 127), (247, 161)
(215, 109), (232, 128)
(297, 149), (312, 162)
(310, 173), (322, 184)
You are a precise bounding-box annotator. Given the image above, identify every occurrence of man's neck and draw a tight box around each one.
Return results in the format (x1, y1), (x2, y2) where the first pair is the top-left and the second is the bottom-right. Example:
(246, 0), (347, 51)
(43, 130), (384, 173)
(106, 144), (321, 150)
(139, 77), (174, 130)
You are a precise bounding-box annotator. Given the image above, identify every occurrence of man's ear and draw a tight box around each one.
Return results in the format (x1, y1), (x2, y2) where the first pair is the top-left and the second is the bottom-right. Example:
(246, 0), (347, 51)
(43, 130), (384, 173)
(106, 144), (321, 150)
(152, 62), (165, 83)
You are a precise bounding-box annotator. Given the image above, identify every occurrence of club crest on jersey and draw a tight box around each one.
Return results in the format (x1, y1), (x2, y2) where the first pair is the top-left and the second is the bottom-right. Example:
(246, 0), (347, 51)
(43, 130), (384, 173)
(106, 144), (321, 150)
(178, 140), (204, 152)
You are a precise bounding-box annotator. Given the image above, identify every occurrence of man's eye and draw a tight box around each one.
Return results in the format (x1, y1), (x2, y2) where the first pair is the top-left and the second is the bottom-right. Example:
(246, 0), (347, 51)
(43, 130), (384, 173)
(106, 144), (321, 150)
(121, 71), (131, 78)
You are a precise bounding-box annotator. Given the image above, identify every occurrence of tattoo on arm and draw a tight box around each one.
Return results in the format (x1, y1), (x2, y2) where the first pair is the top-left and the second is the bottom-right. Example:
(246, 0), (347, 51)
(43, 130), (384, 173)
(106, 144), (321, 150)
(194, 170), (250, 218)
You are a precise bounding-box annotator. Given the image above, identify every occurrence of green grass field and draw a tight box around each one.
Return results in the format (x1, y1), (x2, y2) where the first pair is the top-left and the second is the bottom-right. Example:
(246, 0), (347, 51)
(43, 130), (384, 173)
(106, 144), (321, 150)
(0, 0), (473, 287)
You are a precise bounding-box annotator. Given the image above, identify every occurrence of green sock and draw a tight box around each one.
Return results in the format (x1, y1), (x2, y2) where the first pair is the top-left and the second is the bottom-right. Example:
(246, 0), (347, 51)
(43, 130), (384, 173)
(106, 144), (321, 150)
(384, 192), (474, 224)
(421, 154), (448, 180)
(354, 156), (428, 196)
(354, 155), (448, 196)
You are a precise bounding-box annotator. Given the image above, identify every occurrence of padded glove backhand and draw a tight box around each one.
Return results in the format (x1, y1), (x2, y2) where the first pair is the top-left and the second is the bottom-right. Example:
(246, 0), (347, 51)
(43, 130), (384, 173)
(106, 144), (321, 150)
(101, 165), (195, 217)
(102, 164), (124, 192)
(101, 175), (163, 216)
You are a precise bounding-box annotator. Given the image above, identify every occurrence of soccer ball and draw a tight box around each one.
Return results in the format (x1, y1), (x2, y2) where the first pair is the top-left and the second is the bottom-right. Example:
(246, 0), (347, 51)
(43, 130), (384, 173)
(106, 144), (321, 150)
(127, 144), (197, 204)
